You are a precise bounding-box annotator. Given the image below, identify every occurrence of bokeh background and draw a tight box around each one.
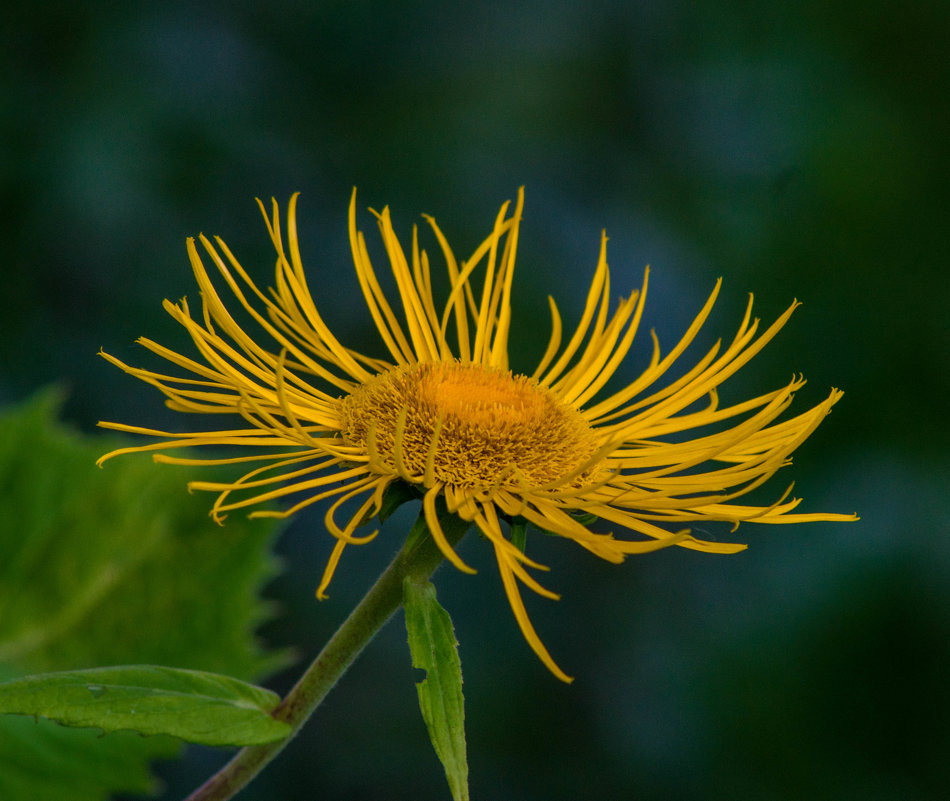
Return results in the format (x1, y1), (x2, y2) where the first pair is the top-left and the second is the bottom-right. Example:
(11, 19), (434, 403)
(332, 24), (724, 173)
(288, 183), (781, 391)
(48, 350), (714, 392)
(3, 1), (948, 799)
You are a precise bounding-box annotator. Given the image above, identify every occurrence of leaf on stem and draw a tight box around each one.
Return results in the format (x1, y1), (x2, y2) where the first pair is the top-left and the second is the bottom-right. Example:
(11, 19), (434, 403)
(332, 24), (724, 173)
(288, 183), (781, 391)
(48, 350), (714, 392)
(403, 578), (469, 801)
(0, 665), (291, 746)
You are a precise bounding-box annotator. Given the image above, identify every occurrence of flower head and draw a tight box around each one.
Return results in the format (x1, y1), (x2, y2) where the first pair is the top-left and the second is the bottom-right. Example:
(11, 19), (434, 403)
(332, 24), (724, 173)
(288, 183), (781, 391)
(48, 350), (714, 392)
(99, 189), (857, 681)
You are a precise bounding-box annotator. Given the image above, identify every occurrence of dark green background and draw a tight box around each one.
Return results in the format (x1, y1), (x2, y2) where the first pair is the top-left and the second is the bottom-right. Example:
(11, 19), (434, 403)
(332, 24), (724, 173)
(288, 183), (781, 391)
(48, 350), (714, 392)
(3, 1), (948, 799)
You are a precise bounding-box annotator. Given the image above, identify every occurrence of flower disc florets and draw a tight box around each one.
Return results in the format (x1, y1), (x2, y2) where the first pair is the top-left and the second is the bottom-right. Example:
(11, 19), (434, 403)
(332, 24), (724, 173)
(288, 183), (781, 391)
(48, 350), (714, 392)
(341, 361), (600, 489)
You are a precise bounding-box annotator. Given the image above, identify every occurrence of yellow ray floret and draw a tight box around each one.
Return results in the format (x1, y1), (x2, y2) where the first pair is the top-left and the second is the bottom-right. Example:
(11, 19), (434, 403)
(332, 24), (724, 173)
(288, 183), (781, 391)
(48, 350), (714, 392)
(99, 188), (857, 682)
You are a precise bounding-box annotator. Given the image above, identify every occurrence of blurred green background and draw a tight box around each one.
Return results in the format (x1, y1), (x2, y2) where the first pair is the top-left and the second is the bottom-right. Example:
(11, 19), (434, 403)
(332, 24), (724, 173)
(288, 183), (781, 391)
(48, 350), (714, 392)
(2, 1), (948, 799)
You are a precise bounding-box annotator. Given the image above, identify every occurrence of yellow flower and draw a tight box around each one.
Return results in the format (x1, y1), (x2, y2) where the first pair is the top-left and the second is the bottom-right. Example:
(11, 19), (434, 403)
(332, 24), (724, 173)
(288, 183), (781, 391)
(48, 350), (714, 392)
(99, 189), (857, 682)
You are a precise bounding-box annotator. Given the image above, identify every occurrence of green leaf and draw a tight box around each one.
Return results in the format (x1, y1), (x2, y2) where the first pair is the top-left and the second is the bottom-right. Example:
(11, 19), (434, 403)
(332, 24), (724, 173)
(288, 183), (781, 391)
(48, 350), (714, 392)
(569, 509), (599, 526)
(0, 714), (177, 801)
(510, 518), (528, 553)
(0, 390), (288, 799)
(0, 665), (290, 746)
(404, 578), (469, 801)
(376, 480), (419, 523)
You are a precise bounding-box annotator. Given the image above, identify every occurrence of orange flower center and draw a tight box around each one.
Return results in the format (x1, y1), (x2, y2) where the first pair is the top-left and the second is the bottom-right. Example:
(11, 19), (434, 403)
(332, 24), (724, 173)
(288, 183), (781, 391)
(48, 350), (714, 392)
(340, 362), (601, 488)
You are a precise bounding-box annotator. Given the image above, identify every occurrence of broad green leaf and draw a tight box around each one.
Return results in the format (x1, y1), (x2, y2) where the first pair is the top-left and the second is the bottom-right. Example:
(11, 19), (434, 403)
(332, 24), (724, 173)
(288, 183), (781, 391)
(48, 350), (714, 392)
(0, 390), (288, 799)
(0, 714), (177, 801)
(404, 578), (469, 801)
(0, 665), (290, 746)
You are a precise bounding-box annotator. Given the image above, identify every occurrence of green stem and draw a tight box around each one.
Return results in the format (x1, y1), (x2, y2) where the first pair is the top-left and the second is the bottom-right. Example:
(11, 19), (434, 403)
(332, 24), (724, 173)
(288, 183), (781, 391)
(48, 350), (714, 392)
(183, 503), (470, 801)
